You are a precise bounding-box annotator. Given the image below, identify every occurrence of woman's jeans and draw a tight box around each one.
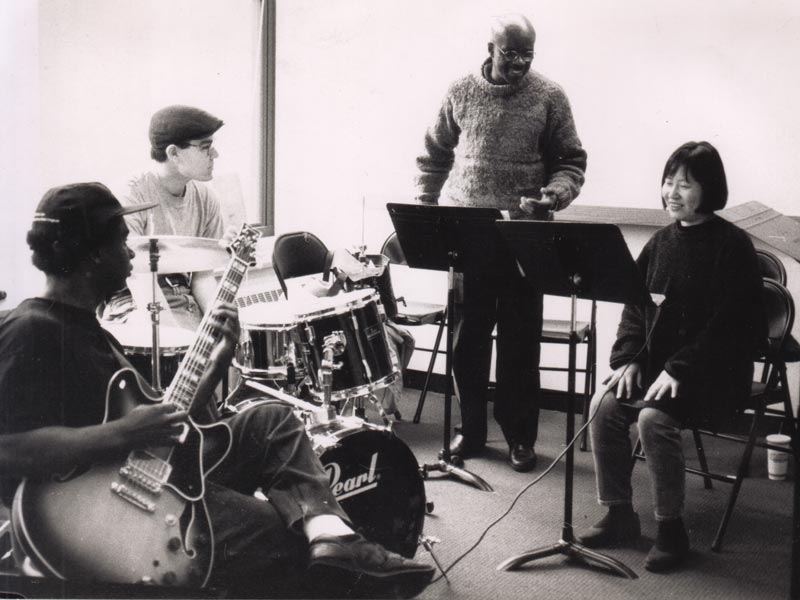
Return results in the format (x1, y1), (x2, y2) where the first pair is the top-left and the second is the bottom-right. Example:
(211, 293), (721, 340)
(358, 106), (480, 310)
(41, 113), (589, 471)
(589, 389), (685, 521)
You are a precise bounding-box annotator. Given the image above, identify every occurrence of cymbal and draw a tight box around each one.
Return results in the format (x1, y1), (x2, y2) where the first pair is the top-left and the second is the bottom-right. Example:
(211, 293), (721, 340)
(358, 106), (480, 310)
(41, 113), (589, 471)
(128, 235), (229, 274)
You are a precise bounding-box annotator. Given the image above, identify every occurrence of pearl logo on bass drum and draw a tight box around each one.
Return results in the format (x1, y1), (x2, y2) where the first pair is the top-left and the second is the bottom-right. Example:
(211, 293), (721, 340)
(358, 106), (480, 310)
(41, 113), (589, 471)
(324, 452), (379, 501)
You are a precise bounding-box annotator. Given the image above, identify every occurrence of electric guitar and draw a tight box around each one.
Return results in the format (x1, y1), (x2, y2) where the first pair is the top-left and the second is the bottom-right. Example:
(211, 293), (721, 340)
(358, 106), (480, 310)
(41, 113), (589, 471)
(11, 224), (261, 588)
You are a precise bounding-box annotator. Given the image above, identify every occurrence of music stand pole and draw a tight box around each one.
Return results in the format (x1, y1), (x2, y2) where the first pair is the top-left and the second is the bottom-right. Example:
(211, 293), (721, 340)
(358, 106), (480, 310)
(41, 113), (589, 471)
(417, 251), (493, 492)
(497, 277), (636, 577)
(495, 220), (651, 579)
(387, 203), (502, 492)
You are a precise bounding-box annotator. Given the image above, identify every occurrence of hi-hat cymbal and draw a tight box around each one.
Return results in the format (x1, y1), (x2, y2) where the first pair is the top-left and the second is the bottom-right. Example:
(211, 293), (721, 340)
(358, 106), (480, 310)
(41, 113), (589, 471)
(129, 235), (229, 273)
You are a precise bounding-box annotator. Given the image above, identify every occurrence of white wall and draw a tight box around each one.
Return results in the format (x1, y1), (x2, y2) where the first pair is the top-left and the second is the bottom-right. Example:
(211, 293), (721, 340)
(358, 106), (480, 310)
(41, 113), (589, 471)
(275, 0), (800, 251)
(0, 0), (261, 306)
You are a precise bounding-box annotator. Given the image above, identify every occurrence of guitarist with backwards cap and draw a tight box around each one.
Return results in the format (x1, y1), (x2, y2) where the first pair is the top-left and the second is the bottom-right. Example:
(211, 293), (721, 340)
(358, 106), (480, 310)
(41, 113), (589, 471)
(0, 183), (434, 598)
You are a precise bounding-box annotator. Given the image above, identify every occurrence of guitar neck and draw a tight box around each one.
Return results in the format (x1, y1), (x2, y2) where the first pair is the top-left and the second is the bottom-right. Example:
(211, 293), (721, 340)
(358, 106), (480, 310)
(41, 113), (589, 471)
(164, 227), (259, 413)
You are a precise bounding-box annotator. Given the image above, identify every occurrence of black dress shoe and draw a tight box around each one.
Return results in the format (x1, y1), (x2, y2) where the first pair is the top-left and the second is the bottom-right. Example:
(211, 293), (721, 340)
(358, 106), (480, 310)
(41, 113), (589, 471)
(509, 444), (537, 472)
(308, 533), (434, 598)
(438, 433), (485, 459)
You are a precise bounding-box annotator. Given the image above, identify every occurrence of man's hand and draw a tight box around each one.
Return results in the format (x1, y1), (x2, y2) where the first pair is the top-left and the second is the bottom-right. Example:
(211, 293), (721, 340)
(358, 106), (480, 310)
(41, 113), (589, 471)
(643, 370), (680, 402)
(207, 302), (240, 371)
(519, 195), (555, 216)
(603, 363), (642, 400)
(116, 403), (188, 448)
(540, 182), (573, 210)
(219, 224), (240, 247)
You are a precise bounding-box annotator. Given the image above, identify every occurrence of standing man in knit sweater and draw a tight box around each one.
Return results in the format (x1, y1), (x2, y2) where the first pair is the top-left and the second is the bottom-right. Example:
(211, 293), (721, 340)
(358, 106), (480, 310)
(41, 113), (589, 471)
(415, 14), (587, 471)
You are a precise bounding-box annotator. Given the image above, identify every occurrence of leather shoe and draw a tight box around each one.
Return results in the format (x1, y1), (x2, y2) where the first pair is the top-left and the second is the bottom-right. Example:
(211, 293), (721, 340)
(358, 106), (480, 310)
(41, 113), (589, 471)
(308, 533), (434, 598)
(509, 443), (537, 472)
(438, 433), (484, 459)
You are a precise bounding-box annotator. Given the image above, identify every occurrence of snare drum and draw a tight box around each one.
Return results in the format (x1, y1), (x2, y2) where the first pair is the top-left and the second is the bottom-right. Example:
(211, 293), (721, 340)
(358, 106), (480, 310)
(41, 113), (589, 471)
(293, 290), (398, 400)
(310, 417), (426, 558)
(235, 302), (305, 382)
(105, 324), (193, 388)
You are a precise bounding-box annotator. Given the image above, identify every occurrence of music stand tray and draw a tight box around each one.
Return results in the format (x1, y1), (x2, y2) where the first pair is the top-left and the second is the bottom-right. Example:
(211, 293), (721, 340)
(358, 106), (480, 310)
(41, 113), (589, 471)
(495, 220), (652, 579)
(387, 202), (514, 492)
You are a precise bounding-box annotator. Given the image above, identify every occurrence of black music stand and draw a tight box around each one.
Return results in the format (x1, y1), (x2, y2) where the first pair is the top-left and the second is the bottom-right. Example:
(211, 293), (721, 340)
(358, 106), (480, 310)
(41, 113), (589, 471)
(387, 203), (513, 492)
(495, 220), (651, 579)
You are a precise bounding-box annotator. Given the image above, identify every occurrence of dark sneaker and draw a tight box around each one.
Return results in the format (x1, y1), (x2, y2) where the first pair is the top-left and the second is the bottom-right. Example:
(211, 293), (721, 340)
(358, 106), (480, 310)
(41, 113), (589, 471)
(308, 533), (435, 598)
(576, 509), (641, 548)
(644, 518), (690, 573)
(509, 444), (537, 472)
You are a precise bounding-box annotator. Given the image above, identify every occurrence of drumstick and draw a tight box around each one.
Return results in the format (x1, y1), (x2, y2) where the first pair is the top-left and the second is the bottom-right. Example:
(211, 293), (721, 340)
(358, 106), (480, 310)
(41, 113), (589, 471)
(244, 379), (321, 412)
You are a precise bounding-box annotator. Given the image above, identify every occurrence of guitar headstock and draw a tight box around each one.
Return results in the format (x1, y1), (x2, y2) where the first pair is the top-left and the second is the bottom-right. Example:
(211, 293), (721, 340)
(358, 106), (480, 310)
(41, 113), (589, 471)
(227, 224), (262, 266)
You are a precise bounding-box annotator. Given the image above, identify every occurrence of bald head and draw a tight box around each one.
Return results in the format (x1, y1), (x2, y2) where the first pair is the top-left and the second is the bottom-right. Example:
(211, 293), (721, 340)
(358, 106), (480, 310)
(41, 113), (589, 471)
(486, 14), (536, 85)
(489, 14), (536, 45)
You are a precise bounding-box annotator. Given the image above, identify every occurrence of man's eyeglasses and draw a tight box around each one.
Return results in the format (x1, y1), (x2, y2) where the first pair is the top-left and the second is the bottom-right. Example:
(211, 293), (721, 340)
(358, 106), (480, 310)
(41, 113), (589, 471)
(187, 142), (214, 156)
(497, 48), (535, 63)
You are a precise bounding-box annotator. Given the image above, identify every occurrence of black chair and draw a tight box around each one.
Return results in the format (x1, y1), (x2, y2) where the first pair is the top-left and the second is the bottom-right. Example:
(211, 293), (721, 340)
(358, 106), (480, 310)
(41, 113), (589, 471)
(633, 278), (795, 551)
(756, 248), (787, 285)
(271, 231), (330, 298)
(380, 232), (447, 424)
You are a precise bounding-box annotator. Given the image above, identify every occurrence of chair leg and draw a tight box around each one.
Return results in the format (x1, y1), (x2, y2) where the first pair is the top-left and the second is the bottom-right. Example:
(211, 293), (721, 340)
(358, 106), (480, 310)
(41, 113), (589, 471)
(413, 316), (446, 424)
(711, 407), (762, 552)
(579, 329), (597, 452)
(691, 428), (714, 490)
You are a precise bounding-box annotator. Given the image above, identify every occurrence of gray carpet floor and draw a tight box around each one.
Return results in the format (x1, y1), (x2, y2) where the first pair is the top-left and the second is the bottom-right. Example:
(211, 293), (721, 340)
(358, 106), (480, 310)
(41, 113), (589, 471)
(378, 389), (793, 600)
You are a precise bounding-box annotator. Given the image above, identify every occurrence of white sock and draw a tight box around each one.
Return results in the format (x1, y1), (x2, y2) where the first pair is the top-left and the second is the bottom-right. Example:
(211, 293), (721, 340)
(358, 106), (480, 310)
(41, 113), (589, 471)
(304, 515), (355, 542)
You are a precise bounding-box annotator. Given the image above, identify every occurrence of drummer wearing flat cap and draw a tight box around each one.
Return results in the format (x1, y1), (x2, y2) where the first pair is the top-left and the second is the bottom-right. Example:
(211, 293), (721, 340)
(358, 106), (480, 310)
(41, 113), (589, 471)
(103, 105), (227, 330)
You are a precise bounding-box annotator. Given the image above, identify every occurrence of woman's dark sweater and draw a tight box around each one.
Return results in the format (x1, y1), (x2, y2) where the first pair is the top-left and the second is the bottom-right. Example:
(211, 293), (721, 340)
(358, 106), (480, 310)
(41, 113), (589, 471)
(611, 215), (765, 427)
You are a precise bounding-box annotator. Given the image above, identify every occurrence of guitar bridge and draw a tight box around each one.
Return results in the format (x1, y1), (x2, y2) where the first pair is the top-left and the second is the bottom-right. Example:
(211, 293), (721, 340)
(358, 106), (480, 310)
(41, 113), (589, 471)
(110, 482), (156, 513)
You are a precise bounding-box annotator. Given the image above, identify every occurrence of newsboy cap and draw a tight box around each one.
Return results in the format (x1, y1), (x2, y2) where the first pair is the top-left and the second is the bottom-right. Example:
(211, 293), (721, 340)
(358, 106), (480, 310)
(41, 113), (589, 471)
(148, 105), (224, 151)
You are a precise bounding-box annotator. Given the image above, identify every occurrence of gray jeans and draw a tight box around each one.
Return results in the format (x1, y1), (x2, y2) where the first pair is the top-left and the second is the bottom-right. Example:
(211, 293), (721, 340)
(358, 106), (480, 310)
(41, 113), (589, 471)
(589, 390), (685, 521)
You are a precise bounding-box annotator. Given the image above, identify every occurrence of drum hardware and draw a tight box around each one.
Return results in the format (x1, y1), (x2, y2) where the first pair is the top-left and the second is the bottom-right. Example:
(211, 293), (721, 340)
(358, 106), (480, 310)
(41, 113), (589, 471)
(419, 535), (447, 580)
(146, 238), (165, 391)
(318, 331), (346, 425)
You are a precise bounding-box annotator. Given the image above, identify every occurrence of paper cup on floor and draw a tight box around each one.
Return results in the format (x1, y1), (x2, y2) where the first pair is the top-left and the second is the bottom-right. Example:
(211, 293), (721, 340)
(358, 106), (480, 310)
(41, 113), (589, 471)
(766, 433), (792, 480)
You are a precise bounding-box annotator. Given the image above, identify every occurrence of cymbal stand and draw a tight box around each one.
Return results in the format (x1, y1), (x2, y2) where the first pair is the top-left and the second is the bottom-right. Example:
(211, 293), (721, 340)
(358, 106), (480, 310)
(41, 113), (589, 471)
(420, 251), (493, 492)
(147, 238), (164, 392)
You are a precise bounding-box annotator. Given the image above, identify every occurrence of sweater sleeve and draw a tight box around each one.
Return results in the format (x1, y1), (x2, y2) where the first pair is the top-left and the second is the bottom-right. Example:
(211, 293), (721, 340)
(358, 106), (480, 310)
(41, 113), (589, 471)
(609, 243), (651, 369)
(415, 93), (460, 204)
(663, 233), (763, 382)
(542, 86), (587, 208)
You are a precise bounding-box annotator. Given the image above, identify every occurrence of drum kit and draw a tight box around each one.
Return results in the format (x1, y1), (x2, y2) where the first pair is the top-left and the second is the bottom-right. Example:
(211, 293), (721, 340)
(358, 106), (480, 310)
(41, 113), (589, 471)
(107, 235), (432, 560)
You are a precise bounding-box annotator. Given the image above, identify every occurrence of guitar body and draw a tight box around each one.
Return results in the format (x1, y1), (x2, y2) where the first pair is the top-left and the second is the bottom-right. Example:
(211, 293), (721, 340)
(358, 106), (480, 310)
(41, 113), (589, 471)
(12, 369), (232, 588)
(10, 225), (259, 589)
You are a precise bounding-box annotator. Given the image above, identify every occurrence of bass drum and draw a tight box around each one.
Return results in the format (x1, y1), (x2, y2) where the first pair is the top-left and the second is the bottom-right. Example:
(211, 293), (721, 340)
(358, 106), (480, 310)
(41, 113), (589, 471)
(310, 418), (425, 558)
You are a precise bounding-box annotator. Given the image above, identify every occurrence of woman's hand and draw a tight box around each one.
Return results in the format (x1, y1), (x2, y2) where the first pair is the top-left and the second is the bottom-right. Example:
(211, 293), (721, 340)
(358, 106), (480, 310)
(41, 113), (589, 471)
(603, 363), (642, 399)
(643, 369), (680, 402)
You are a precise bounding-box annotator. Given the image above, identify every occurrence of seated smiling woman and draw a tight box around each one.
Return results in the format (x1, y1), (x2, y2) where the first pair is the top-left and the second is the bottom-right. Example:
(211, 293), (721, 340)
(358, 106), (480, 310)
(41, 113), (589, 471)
(576, 141), (765, 572)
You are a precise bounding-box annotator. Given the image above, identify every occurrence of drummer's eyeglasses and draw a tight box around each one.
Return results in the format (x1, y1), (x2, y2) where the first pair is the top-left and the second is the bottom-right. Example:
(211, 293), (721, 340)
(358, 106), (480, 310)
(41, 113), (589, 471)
(187, 142), (214, 155)
(497, 48), (535, 63)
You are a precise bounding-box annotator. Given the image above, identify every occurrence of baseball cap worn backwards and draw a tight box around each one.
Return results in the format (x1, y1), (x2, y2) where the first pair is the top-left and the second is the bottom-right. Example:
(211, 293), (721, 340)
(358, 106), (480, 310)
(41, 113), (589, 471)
(31, 182), (156, 244)
(149, 105), (224, 150)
